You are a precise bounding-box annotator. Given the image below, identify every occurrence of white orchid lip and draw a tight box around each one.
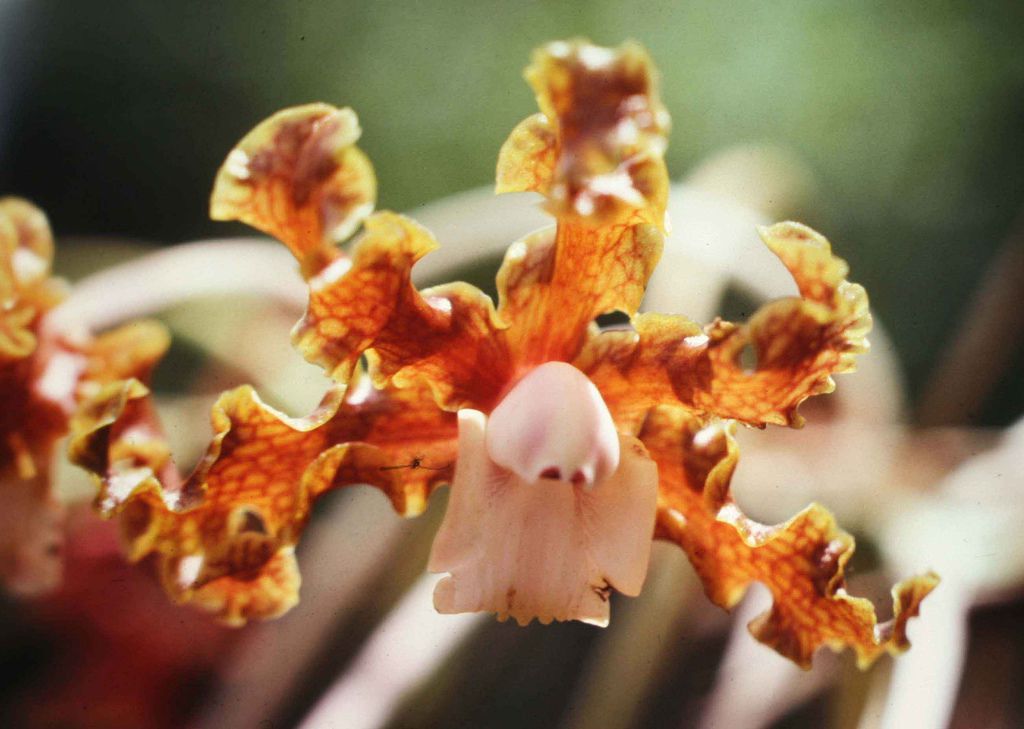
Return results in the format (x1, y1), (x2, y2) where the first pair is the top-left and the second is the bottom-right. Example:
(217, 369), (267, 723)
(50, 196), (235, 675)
(428, 363), (659, 627)
(485, 361), (620, 488)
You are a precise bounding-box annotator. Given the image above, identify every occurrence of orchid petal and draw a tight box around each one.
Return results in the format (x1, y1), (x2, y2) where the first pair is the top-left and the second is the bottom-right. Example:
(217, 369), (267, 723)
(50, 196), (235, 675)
(497, 40), (669, 227)
(494, 40), (669, 365)
(210, 103), (376, 278)
(0, 197), (60, 361)
(580, 222), (871, 428)
(212, 107), (517, 411)
(642, 405), (937, 668)
(0, 199), (168, 597)
(69, 370), (456, 624)
(176, 547), (303, 628)
(294, 211), (511, 411)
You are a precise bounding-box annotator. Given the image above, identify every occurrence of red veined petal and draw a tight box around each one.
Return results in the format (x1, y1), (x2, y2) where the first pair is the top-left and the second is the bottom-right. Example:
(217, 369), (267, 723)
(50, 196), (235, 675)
(69, 370), (456, 624)
(641, 405), (937, 668)
(580, 222), (871, 428)
(496, 219), (662, 367)
(497, 39), (669, 226)
(0, 197), (54, 290)
(1, 199), (172, 596)
(210, 103), (376, 278)
(163, 546), (302, 628)
(493, 40), (669, 365)
(294, 211), (512, 411)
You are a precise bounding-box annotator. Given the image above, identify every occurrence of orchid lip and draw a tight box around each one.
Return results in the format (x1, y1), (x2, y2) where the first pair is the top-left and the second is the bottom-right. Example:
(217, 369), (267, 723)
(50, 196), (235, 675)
(428, 408), (659, 627)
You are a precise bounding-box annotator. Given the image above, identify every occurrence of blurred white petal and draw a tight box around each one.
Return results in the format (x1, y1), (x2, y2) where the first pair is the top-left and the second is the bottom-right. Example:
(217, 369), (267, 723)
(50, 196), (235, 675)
(299, 574), (482, 729)
(866, 418), (1024, 729)
(47, 238), (305, 338)
(856, 584), (970, 729)
(699, 585), (838, 729)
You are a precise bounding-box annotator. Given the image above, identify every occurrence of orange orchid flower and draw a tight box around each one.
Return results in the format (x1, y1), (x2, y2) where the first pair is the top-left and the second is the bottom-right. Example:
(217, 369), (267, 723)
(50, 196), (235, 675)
(0, 197), (168, 595)
(70, 39), (936, 668)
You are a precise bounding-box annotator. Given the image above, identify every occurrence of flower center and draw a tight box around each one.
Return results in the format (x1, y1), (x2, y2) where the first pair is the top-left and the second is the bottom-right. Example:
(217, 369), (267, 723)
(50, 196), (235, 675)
(484, 361), (620, 488)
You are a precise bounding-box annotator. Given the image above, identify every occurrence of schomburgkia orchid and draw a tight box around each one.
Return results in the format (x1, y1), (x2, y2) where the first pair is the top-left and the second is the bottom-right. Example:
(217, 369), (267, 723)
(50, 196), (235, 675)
(70, 39), (936, 667)
(0, 197), (167, 596)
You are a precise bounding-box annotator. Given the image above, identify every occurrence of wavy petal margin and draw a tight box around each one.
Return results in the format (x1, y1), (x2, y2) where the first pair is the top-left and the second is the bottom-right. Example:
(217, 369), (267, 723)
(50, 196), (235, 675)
(69, 372), (456, 625)
(0, 197), (62, 361)
(1, 199), (171, 596)
(641, 406), (938, 668)
(494, 40), (669, 364)
(73, 40), (936, 666)
(496, 39), (670, 226)
(293, 212), (512, 411)
(580, 222), (871, 427)
(210, 103), (376, 278)
(213, 107), (515, 412)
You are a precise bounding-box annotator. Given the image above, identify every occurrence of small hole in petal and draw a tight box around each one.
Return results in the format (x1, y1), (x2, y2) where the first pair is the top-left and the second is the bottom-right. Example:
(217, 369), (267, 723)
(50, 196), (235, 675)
(718, 284), (760, 322)
(570, 470), (586, 486)
(595, 311), (632, 330)
(539, 467), (562, 480)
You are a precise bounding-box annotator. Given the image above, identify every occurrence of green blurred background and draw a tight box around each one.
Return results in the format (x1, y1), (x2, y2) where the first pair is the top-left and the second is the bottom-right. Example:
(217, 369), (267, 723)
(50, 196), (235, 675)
(1, 0), (1022, 421)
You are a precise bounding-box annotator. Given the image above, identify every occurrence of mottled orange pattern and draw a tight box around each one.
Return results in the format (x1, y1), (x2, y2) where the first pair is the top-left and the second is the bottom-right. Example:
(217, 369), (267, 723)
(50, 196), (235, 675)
(578, 222), (870, 428)
(70, 372), (455, 625)
(290, 39), (671, 399)
(495, 41), (668, 365)
(294, 212), (511, 411)
(71, 41), (676, 623)
(0, 197), (63, 361)
(0, 198), (169, 596)
(210, 103), (376, 278)
(70, 38), (935, 667)
(496, 40), (670, 225)
(643, 406), (938, 668)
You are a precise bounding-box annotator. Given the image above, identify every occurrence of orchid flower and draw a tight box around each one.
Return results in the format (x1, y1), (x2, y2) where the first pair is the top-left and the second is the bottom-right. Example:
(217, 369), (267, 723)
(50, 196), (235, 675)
(69, 39), (936, 668)
(0, 197), (167, 595)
